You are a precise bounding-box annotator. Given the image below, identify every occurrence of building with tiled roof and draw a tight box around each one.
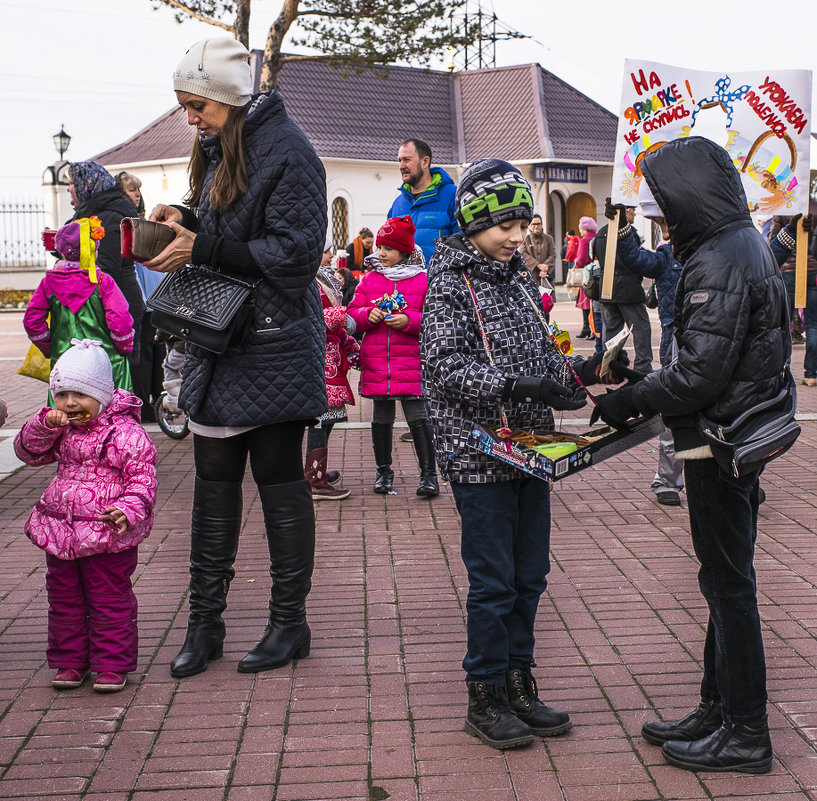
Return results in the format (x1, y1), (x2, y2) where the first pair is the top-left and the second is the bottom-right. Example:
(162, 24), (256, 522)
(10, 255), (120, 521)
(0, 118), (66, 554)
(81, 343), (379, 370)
(94, 57), (618, 272)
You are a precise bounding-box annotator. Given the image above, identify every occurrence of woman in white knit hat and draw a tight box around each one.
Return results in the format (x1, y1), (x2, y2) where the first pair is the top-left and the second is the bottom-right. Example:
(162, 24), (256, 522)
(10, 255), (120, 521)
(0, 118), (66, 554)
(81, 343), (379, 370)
(144, 37), (328, 679)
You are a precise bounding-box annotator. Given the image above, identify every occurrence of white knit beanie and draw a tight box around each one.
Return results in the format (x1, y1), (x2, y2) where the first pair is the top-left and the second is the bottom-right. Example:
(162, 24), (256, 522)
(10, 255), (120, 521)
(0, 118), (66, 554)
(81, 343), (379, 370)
(173, 37), (252, 107)
(50, 339), (114, 409)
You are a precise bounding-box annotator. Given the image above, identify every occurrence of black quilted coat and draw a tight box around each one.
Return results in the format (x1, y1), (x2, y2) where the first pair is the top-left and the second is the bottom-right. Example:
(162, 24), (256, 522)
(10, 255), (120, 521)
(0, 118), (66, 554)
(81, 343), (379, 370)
(178, 93), (328, 426)
(633, 137), (790, 453)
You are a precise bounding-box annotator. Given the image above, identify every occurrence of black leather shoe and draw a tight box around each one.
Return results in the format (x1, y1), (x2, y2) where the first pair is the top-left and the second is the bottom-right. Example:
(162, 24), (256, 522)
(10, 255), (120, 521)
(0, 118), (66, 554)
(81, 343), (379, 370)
(662, 719), (773, 773)
(237, 622), (311, 673)
(506, 666), (572, 736)
(373, 466), (394, 494)
(465, 682), (534, 749)
(642, 700), (722, 745)
(170, 623), (225, 678)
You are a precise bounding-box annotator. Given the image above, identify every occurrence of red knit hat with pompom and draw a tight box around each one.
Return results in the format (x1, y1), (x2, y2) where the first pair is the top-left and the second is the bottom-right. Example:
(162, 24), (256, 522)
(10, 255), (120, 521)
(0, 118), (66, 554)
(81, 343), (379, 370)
(376, 216), (416, 255)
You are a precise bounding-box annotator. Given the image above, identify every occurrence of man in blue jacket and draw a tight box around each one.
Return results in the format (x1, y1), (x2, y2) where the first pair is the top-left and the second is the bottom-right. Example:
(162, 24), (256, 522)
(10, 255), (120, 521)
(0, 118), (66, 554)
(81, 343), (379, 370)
(388, 138), (458, 263)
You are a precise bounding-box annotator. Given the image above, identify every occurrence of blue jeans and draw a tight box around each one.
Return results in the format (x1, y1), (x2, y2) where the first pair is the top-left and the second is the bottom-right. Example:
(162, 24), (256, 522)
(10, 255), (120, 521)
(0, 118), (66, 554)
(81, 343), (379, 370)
(684, 459), (766, 723)
(451, 479), (551, 683)
(782, 270), (817, 379)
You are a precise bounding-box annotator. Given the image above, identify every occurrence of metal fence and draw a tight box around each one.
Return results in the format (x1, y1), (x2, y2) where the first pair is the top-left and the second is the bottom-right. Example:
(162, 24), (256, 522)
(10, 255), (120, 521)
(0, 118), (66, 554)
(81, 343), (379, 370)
(0, 199), (47, 269)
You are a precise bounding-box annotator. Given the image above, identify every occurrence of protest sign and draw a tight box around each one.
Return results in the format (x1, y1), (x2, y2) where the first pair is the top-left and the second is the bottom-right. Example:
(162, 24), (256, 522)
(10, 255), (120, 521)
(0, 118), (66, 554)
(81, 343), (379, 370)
(611, 60), (812, 216)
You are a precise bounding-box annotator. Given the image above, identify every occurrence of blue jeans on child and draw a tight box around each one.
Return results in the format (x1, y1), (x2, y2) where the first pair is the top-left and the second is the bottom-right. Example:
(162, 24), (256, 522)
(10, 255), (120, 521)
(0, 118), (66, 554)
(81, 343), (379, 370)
(451, 478), (551, 684)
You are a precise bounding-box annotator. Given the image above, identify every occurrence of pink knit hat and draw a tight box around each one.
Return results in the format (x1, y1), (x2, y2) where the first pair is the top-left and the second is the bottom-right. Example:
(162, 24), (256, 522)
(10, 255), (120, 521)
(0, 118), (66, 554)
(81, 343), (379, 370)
(578, 216), (597, 234)
(50, 339), (114, 408)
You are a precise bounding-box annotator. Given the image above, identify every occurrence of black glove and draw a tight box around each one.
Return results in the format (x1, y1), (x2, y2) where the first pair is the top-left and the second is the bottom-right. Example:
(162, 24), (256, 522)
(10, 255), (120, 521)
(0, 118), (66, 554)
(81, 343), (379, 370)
(604, 197), (626, 229)
(589, 384), (641, 429)
(511, 376), (587, 411)
(575, 350), (633, 386)
(786, 213), (813, 236)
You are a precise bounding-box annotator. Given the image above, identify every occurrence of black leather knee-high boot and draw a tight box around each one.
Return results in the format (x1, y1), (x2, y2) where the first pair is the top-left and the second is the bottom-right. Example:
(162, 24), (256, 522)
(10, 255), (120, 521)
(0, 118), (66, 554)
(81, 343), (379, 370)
(170, 478), (242, 678)
(371, 422), (394, 494)
(409, 419), (439, 497)
(237, 479), (315, 673)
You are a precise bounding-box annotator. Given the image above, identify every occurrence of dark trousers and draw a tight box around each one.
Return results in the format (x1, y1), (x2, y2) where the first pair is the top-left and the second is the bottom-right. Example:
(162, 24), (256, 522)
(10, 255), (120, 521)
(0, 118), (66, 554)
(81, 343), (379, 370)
(782, 270), (817, 380)
(684, 458), (766, 723)
(45, 547), (139, 673)
(451, 479), (551, 684)
(600, 301), (654, 374)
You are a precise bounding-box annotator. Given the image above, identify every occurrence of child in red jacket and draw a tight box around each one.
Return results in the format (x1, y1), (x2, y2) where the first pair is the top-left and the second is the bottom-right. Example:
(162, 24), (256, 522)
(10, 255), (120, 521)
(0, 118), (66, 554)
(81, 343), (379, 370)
(347, 216), (439, 497)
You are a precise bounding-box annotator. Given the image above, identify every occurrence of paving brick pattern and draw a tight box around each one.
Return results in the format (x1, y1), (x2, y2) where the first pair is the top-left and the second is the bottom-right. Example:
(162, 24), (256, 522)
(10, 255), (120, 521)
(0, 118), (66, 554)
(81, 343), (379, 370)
(1, 305), (816, 801)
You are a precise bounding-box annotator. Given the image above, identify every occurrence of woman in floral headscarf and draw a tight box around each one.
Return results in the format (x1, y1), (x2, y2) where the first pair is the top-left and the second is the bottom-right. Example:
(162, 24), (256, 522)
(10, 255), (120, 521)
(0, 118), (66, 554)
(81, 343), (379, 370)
(67, 162), (145, 367)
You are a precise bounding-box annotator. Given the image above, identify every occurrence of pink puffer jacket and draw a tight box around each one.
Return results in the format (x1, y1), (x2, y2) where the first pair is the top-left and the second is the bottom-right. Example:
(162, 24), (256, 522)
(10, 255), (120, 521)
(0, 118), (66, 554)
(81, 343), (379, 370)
(14, 390), (158, 560)
(347, 268), (427, 397)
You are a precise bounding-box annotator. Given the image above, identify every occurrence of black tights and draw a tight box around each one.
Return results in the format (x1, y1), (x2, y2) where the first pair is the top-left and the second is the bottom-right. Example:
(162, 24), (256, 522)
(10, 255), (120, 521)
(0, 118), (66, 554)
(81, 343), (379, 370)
(193, 421), (307, 486)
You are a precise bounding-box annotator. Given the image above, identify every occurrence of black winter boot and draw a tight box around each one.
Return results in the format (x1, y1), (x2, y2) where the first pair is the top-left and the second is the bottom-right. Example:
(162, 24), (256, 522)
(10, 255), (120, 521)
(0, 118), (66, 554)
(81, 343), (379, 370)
(237, 480), (315, 673)
(505, 665), (572, 736)
(642, 700), (722, 745)
(465, 681), (534, 749)
(661, 717), (773, 773)
(371, 422), (394, 494)
(170, 479), (242, 678)
(408, 419), (439, 497)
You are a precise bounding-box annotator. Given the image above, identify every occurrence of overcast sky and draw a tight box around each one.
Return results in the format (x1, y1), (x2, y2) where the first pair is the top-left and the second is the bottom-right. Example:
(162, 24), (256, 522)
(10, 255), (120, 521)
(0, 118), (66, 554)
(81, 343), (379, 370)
(1, 0), (814, 198)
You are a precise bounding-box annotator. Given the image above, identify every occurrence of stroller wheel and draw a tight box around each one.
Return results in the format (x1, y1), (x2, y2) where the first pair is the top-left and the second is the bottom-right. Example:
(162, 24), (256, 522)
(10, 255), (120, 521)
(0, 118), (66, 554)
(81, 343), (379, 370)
(154, 392), (190, 439)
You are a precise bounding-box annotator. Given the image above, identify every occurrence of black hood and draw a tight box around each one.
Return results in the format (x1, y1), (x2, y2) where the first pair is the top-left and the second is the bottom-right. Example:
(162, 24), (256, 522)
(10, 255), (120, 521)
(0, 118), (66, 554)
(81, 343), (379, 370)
(640, 137), (752, 264)
(72, 186), (138, 221)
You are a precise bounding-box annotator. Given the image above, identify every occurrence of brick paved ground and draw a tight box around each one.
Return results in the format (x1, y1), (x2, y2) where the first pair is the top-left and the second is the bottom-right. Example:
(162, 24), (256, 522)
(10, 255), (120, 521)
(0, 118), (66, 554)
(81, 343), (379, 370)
(1, 303), (816, 801)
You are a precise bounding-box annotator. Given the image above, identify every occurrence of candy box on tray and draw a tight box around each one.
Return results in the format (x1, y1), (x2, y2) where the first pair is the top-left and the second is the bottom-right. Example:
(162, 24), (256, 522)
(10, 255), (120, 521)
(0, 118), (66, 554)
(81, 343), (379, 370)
(465, 415), (664, 482)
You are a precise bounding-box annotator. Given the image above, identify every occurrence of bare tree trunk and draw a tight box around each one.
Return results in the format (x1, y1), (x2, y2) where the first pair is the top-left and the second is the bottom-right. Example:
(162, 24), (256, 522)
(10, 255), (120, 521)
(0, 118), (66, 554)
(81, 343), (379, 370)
(234, 0), (251, 48)
(260, 0), (300, 92)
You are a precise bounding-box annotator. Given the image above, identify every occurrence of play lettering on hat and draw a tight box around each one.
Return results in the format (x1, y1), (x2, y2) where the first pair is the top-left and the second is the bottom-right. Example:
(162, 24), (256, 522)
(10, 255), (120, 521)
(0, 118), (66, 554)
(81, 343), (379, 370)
(455, 158), (534, 236)
(50, 339), (115, 409)
(376, 216), (416, 255)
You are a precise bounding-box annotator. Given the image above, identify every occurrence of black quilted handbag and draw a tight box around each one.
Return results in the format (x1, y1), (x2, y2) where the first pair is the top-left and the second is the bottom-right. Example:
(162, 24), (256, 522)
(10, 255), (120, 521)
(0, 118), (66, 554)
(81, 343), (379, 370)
(147, 265), (257, 354)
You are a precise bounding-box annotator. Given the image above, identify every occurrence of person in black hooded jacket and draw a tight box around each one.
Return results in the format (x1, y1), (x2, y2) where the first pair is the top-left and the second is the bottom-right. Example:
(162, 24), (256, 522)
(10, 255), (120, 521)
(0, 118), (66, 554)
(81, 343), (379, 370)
(592, 137), (789, 774)
(67, 161), (144, 362)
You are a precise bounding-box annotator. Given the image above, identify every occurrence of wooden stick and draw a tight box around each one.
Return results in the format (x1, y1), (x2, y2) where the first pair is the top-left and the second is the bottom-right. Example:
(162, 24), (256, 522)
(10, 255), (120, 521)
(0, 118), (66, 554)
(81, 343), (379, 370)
(794, 216), (807, 309)
(601, 221), (618, 301)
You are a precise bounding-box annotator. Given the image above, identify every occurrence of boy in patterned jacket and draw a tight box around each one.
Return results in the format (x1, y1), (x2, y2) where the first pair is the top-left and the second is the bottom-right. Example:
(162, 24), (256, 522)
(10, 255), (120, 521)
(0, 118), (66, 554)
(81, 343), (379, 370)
(421, 159), (614, 750)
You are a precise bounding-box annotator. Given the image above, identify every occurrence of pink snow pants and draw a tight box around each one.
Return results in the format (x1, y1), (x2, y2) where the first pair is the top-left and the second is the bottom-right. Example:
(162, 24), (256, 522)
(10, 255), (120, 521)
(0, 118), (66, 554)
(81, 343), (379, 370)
(45, 547), (139, 673)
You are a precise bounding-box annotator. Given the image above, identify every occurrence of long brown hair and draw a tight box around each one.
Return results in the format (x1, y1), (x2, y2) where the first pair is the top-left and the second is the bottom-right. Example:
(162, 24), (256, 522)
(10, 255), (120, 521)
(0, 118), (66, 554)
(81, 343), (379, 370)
(184, 102), (250, 213)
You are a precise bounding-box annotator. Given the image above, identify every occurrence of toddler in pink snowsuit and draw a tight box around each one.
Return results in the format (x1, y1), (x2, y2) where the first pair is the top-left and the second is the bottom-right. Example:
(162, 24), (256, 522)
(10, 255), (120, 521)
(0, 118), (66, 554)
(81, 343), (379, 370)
(14, 339), (157, 693)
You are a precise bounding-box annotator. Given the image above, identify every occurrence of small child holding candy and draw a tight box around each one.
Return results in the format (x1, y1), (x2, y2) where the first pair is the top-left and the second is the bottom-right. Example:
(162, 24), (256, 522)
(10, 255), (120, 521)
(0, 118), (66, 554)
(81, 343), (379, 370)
(347, 216), (439, 497)
(14, 339), (157, 693)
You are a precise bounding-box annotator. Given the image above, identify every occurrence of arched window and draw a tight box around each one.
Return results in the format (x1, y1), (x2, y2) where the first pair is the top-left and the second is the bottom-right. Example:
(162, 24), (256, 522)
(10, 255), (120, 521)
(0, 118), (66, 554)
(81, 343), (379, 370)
(331, 197), (348, 251)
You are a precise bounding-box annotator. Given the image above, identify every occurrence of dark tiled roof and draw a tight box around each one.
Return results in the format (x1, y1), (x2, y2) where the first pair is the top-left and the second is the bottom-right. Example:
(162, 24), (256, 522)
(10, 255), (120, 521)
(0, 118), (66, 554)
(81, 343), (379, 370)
(278, 60), (456, 162)
(458, 65), (545, 162)
(94, 106), (195, 164)
(539, 68), (617, 162)
(93, 57), (616, 167)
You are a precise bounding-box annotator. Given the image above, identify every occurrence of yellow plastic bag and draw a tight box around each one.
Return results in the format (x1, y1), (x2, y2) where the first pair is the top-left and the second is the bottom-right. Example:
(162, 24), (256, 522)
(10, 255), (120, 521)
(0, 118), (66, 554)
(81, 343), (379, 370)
(17, 344), (50, 383)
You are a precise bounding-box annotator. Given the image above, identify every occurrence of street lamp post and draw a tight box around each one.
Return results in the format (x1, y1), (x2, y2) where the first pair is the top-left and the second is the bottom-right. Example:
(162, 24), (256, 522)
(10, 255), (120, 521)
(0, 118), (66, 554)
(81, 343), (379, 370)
(53, 125), (71, 161)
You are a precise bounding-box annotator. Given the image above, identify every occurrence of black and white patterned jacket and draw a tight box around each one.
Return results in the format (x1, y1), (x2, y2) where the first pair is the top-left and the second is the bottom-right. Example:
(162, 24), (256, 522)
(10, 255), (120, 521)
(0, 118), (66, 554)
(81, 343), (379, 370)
(421, 234), (578, 483)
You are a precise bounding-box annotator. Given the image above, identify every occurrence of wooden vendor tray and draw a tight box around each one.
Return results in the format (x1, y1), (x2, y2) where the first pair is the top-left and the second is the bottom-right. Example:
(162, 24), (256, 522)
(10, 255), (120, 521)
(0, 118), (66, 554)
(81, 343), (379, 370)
(465, 415), (665, 483)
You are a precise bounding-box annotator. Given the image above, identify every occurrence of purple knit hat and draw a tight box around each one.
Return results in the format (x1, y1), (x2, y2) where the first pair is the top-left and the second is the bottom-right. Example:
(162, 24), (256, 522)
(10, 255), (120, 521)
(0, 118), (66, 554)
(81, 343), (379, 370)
(579, 216), (597, 234)
(54, 221), (83, 261)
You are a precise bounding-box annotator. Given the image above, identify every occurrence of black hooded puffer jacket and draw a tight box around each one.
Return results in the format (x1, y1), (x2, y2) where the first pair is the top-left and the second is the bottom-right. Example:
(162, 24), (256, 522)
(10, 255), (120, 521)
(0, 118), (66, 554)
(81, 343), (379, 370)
(632, 137), (790, 453)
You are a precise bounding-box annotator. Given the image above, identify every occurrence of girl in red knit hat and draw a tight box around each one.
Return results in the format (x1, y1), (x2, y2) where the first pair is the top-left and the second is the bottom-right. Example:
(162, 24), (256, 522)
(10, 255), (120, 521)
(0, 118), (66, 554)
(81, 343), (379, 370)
(347, 216), (439, 497)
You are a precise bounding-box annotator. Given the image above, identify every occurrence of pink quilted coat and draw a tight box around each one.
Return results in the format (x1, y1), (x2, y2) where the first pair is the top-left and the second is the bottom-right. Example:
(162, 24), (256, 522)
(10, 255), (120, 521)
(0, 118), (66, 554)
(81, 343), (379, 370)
(347, 267), (427, 397)
(14, 390), (158, 560)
